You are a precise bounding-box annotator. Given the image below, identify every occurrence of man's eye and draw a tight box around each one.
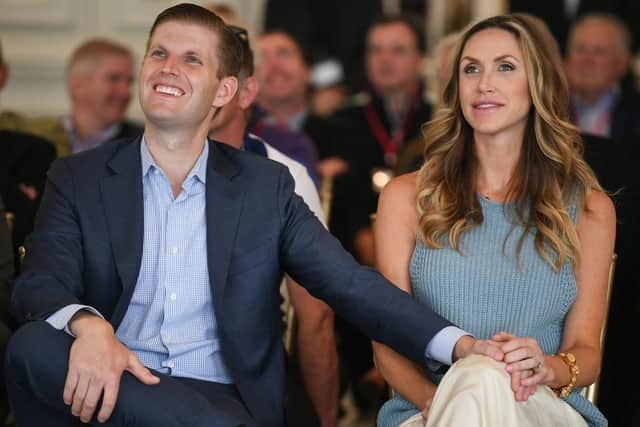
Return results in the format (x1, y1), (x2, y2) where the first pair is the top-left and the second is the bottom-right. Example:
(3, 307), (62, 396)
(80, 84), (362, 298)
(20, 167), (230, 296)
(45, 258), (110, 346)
(150, 50), (165, 58)
(186, 55), (202, 65)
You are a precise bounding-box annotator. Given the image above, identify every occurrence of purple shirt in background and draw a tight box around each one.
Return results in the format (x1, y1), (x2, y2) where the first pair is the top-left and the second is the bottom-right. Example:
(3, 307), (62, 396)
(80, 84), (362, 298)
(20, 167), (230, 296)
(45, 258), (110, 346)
(248, 106), (320, 187)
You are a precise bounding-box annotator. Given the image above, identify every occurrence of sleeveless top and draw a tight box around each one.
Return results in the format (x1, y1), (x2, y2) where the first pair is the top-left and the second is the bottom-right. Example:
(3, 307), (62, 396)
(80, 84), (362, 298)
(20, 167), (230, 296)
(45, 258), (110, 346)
(377, 195), (607, 427)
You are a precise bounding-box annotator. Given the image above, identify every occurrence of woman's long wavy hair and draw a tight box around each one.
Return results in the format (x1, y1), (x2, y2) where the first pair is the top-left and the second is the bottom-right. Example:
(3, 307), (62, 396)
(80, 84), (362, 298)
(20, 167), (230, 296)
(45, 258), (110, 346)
(416, 13), (602, 270)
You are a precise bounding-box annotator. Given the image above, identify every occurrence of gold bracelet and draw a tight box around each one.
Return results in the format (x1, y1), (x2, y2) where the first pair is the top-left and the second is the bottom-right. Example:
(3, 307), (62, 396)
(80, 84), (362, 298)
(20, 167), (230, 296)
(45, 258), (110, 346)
(553, 352), (579, 397)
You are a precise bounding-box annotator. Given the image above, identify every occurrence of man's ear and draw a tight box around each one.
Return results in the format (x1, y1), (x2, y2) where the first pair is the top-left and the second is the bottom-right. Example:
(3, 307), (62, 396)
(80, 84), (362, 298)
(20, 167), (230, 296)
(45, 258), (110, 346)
(616, 53), (631, 80)
(238, 76), (259, 109)
(212, 76), (239, 108)
(0, 63), (10, 92)
(68, 73), (86, 101)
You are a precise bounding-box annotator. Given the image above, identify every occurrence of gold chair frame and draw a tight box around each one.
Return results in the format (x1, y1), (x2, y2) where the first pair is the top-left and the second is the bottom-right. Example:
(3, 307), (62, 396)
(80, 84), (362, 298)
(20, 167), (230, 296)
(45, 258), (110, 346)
(4, 212), (14, 235)
(581, 253), (617, 404)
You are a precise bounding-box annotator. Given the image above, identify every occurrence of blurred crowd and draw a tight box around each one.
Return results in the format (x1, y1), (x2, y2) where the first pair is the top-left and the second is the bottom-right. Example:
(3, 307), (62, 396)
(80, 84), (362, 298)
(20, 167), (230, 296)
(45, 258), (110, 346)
(1, 1), (640, 426)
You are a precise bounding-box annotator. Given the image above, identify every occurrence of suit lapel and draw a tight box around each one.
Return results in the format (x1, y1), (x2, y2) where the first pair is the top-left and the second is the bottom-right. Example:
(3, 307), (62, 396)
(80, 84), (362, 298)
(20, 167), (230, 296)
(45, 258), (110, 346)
(206, 141), (246, 318)
(100, 138), (144, 325)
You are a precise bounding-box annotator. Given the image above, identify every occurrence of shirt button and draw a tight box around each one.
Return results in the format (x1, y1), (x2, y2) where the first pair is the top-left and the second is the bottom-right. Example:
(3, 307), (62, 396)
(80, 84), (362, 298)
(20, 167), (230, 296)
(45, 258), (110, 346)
(170, 292), (177, 301)
(167, 361), (174, 368)
(163, 334), (172, 343)
(170, 245), (178, 255)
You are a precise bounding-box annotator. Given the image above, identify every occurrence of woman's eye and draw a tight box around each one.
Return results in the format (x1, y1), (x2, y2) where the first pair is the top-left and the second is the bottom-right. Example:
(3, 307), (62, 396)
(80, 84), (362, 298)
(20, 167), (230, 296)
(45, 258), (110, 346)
(498, 63), (515, 71)
(463, 64), (479, 74)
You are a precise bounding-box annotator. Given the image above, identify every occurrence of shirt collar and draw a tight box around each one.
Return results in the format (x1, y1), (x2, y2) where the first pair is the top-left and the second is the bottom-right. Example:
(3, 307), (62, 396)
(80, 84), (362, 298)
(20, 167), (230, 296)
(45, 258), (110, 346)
(261, 108), (308, 133)
(572, 86), (620, 113)
(63, 116), (121, 153)
(140, 136), (209, 184)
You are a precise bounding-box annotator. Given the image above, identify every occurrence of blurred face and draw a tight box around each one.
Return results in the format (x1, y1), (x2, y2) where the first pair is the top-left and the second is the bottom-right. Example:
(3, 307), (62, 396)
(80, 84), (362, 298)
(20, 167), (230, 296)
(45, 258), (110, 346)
(74, 54), (133, 126)
(565, 19), (629, 100)
(458, 28), (531, 140)
(256, 33), (309, 105)
(366, 22), (423, 94)
(139, 21), (226, 129)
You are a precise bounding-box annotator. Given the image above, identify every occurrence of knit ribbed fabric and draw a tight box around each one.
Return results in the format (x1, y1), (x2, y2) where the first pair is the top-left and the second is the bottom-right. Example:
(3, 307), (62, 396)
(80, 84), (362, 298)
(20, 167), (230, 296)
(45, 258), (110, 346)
(377, 196), (607, 427)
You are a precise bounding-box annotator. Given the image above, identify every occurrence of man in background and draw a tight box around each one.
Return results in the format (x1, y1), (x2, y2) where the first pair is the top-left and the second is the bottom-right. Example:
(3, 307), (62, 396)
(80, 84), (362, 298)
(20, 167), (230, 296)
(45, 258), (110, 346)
(565, 13), (640, 146)
(23, 38), (142, 156)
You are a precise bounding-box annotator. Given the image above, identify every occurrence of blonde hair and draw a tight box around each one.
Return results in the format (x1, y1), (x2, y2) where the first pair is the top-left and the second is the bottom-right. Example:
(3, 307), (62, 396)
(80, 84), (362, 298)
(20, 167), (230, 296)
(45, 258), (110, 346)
(416, 14), (602, 270)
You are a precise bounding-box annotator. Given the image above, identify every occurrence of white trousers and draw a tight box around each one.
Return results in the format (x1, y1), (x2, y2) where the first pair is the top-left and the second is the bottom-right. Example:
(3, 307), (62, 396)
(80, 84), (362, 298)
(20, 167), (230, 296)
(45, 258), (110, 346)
(398, 355), (587, 427)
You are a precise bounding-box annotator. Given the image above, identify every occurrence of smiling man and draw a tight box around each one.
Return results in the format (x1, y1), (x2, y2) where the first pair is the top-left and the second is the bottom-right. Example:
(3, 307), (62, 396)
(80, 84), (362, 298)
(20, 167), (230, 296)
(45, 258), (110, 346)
(6, 4), (502, 427)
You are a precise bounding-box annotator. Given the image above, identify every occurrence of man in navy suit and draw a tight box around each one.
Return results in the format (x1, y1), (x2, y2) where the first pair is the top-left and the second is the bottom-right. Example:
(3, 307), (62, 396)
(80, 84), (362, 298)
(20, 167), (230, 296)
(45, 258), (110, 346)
(5, 4), (503, 426)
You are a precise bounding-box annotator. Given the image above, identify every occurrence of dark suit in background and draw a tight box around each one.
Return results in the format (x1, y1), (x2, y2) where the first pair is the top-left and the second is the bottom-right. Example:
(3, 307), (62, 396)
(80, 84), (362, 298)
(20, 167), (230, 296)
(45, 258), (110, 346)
(609, 90), (640, 148)
(0, 130), (56, 272)
(0, 196), (14, 421)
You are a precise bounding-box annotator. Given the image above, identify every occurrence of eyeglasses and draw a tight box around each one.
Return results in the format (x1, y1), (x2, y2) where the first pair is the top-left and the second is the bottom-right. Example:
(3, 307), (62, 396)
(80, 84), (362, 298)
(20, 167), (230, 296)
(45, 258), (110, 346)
(228, 25), (249, 43)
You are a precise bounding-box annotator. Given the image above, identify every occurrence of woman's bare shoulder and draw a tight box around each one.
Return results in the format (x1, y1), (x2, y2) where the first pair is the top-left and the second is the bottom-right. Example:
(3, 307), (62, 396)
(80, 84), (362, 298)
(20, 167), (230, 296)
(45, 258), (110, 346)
(582, 190), (616, 224)
(378, 172), (419, 226)
(379, 172), (419, 204)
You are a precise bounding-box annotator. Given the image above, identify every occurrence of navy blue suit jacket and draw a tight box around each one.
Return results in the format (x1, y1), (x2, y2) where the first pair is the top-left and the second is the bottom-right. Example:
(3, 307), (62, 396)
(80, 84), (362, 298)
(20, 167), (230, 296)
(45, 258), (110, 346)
(12, 138), (452, 426)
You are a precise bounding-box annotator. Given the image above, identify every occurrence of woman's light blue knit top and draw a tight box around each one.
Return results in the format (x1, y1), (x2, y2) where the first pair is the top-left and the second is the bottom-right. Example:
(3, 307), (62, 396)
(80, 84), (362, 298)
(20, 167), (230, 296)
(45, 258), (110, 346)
(377, 195), (607, 427)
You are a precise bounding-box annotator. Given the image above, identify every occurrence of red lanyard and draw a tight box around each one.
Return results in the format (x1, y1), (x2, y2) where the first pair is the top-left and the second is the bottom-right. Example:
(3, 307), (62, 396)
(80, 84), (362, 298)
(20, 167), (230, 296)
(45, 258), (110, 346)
(363, 84), (421, 167)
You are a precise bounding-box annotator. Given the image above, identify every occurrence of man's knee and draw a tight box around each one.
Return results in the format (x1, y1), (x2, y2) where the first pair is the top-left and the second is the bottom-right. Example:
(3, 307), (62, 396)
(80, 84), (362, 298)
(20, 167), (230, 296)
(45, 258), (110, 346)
(5, 321), (67, 378)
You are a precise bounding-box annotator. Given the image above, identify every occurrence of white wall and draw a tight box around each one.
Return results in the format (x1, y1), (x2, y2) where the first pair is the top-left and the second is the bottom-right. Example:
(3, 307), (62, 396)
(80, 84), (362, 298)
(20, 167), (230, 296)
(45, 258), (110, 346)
(0, 0), (266, 122)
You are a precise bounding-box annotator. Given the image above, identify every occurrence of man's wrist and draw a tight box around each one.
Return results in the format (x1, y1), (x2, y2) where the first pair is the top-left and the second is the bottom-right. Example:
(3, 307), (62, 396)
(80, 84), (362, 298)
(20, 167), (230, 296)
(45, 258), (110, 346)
(452, 335), (475, 362)
(68, 311), (111, 337)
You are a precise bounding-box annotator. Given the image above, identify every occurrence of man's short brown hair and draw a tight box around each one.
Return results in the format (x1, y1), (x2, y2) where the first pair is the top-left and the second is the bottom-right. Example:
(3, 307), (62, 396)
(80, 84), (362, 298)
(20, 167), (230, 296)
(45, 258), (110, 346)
(148, 3), (242, 80)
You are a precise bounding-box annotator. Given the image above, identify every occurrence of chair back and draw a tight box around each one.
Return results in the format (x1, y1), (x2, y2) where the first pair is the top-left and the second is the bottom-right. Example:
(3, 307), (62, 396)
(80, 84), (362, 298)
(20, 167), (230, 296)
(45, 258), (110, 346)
(4, 212), (14, 235)
(281, 278), (296, 354)
(581, 253), (617, 404)
(320, 175), (334, 226)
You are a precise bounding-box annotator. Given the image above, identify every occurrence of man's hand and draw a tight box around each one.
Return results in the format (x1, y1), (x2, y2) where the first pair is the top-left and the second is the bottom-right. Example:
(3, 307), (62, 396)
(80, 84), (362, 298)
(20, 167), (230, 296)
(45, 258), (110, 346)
(452, 335), (504, 362)
(65, 312), (160, 423)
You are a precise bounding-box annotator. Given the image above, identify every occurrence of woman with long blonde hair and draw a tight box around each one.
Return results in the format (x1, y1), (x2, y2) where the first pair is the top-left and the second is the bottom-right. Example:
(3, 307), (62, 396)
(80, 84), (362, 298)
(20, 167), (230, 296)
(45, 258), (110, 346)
(373, 14), (613, 427)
